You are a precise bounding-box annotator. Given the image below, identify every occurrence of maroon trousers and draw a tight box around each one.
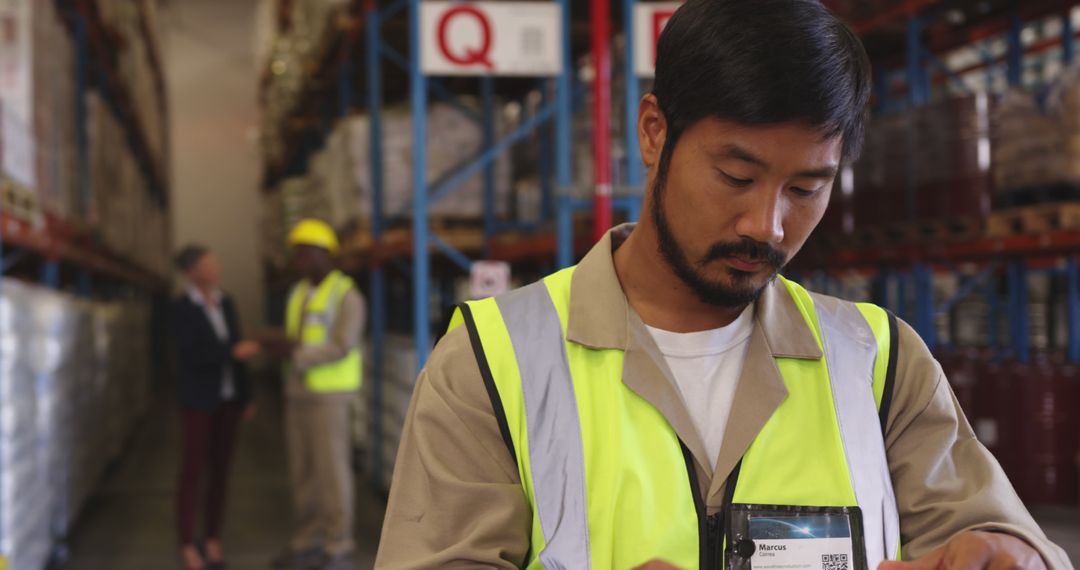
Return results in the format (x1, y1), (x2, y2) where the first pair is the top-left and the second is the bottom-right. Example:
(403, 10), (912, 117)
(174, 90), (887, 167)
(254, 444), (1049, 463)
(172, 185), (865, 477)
(176, 402), (242, 545)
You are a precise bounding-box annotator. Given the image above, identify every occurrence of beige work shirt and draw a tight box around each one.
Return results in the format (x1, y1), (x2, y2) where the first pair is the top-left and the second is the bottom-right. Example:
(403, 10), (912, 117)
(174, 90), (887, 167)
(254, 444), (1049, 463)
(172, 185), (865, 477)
(377, 225), (1072, 570)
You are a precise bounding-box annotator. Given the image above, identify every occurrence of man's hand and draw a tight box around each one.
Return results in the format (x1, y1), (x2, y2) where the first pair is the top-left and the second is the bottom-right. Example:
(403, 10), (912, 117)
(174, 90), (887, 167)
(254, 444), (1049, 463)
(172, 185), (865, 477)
(633, 561), (682, 570)
(879, 531), (1046, 570)
(232, 340), (261, 361)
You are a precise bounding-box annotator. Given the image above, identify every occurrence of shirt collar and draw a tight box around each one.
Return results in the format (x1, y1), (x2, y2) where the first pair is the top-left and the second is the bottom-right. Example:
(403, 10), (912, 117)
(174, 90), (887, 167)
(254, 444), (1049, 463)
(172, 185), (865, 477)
(566, 223), (821, 360)
(188, 286), (223, 307)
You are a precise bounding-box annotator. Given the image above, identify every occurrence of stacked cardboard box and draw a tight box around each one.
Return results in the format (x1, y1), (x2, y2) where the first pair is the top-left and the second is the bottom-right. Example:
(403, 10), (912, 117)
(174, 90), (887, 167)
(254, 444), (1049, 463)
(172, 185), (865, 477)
(851, 94), (993, 232)
(993, 64), (1080, 200)
(0, 0), (77, 223)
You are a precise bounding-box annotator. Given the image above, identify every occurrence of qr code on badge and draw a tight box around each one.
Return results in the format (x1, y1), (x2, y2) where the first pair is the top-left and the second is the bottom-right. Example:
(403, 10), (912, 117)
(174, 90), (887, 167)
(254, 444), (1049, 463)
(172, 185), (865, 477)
(822, 554), (849, 570)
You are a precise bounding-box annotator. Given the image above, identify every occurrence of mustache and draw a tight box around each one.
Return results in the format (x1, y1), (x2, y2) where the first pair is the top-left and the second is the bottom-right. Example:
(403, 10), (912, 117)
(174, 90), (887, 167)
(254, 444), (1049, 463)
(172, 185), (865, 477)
(699, 238), (787, 270)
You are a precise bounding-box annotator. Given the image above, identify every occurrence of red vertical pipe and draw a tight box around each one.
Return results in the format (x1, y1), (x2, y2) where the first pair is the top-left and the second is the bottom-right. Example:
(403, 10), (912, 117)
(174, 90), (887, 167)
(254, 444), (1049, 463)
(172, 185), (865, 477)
(591, 0), (613, 242)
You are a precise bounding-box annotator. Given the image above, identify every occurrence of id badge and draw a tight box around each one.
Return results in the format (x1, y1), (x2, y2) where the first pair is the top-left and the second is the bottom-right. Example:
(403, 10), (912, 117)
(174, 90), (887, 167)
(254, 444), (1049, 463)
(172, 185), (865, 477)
(727, 505), (867, 570)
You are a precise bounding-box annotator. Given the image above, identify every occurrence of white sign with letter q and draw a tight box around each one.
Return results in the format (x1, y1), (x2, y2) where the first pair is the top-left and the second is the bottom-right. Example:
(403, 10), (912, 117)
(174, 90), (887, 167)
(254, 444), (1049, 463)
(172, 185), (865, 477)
(420, 2), (563, 77)
(633, 2), (683, 77)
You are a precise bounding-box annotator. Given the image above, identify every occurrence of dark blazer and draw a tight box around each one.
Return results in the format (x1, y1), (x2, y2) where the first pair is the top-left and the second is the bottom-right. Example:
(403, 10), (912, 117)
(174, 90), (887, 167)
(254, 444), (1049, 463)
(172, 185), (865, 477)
(171, 292), (251, 412)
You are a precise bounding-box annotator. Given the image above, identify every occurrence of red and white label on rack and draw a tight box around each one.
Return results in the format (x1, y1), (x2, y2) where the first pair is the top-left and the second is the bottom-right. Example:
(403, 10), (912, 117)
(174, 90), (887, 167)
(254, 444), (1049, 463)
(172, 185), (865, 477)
(633, 2), (682, 77)
(469, 260), (511, 299)
(420, 2), (563, 77)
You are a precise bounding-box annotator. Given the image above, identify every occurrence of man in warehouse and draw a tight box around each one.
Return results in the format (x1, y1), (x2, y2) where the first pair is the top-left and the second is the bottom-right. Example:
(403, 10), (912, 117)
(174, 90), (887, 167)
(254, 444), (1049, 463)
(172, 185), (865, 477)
(271, 219), (365, 570)
(376, 0), (1071, 569)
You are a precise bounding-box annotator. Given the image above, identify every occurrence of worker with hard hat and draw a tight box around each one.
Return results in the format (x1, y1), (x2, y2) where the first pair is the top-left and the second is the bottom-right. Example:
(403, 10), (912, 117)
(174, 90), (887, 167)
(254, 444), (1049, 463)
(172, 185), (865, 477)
(269, 219), (365, 570)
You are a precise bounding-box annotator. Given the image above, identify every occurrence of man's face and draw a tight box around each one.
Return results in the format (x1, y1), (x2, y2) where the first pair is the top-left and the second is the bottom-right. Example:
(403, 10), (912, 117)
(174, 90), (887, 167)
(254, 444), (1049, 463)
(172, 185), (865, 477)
(292, 244), (328, 278)
(645, 114), (840, 307)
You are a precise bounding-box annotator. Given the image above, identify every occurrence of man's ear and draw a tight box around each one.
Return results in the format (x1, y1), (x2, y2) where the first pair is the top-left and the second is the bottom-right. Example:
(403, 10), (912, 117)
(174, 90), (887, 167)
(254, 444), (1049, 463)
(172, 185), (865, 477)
(638, 94), (668, 169)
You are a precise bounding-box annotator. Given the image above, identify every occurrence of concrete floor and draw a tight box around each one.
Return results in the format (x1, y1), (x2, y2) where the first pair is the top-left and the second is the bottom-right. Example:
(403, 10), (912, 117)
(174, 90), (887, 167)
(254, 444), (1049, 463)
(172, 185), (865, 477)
(56, 393), (1079, 570)
(56, 393), (385, 570)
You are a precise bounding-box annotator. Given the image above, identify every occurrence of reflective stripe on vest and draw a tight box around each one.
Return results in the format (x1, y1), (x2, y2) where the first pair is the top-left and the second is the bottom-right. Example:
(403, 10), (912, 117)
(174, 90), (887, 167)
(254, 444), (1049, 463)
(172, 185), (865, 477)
(456, 267), (901, 569)
(286, 270), (363, 393)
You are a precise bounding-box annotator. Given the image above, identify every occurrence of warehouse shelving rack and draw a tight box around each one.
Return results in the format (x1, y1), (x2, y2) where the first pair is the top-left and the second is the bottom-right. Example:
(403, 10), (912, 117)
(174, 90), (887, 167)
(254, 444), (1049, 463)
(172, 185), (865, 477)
(258, 0), (1080, 490)
(794, 0), (1080, 364)
(258, 0), (587, 488)
(1, 0), (169, 295)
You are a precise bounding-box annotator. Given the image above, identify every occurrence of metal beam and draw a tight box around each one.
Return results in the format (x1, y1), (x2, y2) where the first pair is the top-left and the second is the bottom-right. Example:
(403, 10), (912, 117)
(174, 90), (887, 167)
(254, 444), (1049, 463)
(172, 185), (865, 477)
(430, 234), (474, 273)
(1006, 3), (1023, 87)
(481, 77), (496, 257)
(623, 0), (643, 189)
(591, 0), (614, 242)
(428, 103), (557, 205)
(410, 0), (431, 372)
(364, 0), (387, 490)
(1067, 257), (1079, 362)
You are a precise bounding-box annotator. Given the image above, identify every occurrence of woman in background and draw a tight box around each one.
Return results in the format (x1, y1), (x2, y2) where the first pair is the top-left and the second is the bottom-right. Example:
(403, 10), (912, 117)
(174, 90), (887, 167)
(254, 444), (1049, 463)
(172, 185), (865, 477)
(172, 245), (260, 570)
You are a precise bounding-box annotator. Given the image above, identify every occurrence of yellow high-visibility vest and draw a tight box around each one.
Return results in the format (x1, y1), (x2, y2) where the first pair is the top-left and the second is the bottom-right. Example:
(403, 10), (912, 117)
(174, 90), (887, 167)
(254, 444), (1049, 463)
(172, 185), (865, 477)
(449, 267), (901, 569)
(286, 270), (362, 393)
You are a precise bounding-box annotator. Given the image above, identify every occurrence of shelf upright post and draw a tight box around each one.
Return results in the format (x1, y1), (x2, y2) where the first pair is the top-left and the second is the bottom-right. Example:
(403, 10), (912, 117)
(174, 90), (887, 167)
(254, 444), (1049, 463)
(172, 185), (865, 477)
(482, 77), (496, 258)
(591, 0), (613, 242)
(1064, 12), (1075, 65)
(1006, 2), (1023, 88)
(366, 0), (388, 489)
(42, 261), (60, 289)
(539, 80), (554, 222)
(624, 0), (643, 191)
(896, 272), (908, 324)
(914, 263), (936, 351)
(75, 10), (90, 221)
(410, 0), (431, 372)
(985, 270), (1000, 352)
(906, 15), (927, 107)
(1007, 259), (1030, 363)
(557, 195), (574, 269)
(555, 0), (574, 268)
(1067, 257), (1079, 363)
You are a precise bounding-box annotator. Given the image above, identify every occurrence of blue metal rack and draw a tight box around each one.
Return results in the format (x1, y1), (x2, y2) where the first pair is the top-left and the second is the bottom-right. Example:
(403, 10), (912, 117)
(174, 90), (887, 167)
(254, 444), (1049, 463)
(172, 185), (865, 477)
(1, 0), (168, 293)
(400, 0), (574, 372)
(796, 1), (1080, 365)
(355, 0), (576, 486)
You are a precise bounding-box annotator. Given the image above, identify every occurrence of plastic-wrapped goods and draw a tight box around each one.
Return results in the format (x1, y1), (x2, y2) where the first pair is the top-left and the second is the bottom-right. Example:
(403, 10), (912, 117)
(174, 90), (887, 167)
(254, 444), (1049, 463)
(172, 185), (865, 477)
(0, 279), (153, 569)
(0, 0), (77, 222)
(852, 95), (992, 231)
(0, 280), (54, 570)
(343, 103), (514, 222)
(993, 63), (1080, 200)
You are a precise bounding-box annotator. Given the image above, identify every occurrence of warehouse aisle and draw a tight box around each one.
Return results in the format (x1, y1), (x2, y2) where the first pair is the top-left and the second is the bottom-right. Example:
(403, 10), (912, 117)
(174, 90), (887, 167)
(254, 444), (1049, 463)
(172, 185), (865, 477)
(58, 390), (385, 570)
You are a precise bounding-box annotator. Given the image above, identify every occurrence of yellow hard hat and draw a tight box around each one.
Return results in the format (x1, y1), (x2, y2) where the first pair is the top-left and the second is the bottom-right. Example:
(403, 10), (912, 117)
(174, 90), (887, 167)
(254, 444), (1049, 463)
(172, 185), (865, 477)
(288, 219), (339, 253)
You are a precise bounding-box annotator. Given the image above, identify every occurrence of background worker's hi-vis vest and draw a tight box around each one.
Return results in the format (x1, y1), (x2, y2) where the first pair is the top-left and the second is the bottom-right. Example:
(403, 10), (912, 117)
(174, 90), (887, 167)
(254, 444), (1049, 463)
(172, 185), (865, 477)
(450, 267), (902, 570)
(286, 270), (362, 393)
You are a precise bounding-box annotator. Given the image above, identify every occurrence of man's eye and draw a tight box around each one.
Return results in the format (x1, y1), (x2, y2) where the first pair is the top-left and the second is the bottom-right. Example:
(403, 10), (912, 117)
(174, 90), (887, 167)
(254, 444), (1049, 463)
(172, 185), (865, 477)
(790, 187), (818, 197)
(720, 171), (753, 187)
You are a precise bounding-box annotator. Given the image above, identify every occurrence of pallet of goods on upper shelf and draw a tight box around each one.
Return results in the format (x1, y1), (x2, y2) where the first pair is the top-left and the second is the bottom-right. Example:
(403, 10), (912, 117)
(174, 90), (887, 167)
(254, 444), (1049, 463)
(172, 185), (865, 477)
(258, 0), (353, 160)
(0, 1), (170, 280)
(992, 62), (1080, 209)
(261, 102), (513, 267)
(827, 93), (994, 248)
(0, 0), (78, 224)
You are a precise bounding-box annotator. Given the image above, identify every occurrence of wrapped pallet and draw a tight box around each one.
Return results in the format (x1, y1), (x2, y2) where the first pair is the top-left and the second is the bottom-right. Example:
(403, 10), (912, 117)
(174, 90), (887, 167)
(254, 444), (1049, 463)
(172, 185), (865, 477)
(0, 279), (154, 568)
(992, 63), (1080, 205)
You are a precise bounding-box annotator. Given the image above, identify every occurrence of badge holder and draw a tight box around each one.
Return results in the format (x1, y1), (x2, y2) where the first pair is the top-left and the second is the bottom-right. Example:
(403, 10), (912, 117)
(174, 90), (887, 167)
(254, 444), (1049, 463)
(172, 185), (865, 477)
(725, 504), (868, 570)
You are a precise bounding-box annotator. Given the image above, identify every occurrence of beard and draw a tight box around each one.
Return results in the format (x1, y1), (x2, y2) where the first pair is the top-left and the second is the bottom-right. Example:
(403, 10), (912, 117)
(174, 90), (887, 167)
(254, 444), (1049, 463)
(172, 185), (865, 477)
(651, 164), (788, 308)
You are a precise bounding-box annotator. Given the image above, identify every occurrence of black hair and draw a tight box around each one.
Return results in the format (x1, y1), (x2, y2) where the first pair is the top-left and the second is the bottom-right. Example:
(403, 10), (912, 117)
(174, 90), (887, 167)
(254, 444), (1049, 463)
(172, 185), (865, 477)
(174, 244), (209, 273)
(652, 0), (872, 170)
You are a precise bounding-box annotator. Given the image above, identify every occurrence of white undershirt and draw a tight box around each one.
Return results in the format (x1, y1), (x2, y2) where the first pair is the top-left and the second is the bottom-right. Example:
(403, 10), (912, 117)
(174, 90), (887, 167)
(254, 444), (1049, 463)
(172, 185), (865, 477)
(645, 304), (755, 470)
